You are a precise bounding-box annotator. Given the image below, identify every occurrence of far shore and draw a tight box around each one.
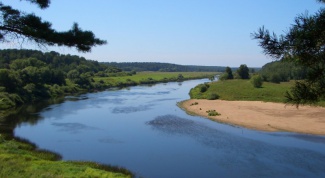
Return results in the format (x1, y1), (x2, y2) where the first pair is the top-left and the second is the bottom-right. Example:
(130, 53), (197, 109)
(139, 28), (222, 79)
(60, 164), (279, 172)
(179, 99), (325, 135)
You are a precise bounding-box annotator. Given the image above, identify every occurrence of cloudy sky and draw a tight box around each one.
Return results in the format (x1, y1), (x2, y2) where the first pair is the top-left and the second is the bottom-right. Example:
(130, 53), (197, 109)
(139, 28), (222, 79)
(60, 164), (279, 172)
(1, 0), (323, 67)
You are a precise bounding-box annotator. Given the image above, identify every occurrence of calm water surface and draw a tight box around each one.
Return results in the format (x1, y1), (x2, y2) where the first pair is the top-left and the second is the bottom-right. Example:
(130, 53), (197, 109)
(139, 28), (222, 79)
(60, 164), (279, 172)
(14, 79), (325, 178)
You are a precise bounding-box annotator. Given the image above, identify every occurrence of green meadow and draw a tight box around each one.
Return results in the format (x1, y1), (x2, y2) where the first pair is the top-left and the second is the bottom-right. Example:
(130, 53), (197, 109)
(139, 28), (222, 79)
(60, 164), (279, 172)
(190, 79), (325, 106)
(94, 72), (218, 86)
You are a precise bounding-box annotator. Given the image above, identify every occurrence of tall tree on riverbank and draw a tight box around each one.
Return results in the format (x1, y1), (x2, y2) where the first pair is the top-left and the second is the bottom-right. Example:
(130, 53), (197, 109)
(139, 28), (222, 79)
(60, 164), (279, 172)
(225, 67), (234, 79)
(219, 66), (234, 80)
(236, 64), (249, 79)
(0, 0), (106, 52)
(252, 0), (325, 106)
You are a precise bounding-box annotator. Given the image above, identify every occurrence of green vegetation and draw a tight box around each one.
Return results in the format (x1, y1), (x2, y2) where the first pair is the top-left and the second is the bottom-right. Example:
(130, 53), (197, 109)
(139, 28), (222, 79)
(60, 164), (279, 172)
(253, 0), (325, 105)
(103, 62), (254, 72)
(191, 79), (294, 103)
(250, 74), (263, 88)
(0, 49), (111, 109)
(0, 49), (217, 177)
(0, 0), (106, 52)
(0, 97), (134, 177)
(219, 64), (259, 81)
(219, 66), (234, 81)
(236, 64), (250, 79)
(0, 49), (217, 110)
(258, 61), (307, 83)
(206, 110), (221, 116)
(0, 134), (132, 178)
(190, 102), (199, 106)
(190, 79), (325, 106)
(94, 72), (217, 87)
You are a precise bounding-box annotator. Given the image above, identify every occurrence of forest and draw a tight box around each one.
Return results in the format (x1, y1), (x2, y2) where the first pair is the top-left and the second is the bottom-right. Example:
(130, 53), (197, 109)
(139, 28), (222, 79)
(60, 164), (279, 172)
(258, 61), (308, 83)
(0, 49), (129, 110)
(103, 62), (243, 72)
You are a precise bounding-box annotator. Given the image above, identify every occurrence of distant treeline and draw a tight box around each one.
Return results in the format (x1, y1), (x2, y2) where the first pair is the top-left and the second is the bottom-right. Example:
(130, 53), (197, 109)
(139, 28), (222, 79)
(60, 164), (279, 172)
(102, 62), (246, 72)
(259, 61), (308, 83)
(219, 60), (308, 83)
(0, 49), (127, 110)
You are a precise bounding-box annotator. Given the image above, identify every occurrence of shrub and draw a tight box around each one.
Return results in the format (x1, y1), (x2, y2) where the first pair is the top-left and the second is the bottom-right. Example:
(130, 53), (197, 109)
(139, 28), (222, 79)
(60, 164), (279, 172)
(206, 110), (221, 116)
(219, 73), (229, 81)
(200, 85), (207, 92)
(199, 83), (209, 92)
(207, 93), (219, 100)
(251, 75), (263, 88)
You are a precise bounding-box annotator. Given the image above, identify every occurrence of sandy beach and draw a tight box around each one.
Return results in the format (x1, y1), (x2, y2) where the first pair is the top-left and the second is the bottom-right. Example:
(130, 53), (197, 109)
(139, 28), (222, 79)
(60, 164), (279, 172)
(180, 99), (325, 135)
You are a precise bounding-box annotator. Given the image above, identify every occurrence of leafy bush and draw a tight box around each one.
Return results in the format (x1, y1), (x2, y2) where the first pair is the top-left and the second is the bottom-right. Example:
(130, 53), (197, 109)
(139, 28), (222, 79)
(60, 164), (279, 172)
(206, 110), (221, 116)
(251, 75), (263, 88)
(200, 85), (207, 92)
(0, 93), (23, 109)
(219, 73), (229, 81)
(219, 67), (234, 80)
(199, 83), (210, 92)
(207, 93), (219, 100)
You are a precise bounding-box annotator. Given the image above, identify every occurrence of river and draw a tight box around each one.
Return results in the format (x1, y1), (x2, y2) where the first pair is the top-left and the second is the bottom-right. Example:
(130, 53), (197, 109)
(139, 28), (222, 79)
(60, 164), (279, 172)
(13, 79), (325, 178)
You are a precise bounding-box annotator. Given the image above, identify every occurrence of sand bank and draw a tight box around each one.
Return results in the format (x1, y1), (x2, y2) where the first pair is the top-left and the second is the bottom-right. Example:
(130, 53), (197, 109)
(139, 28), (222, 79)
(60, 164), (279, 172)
(180, 99), (325, 135)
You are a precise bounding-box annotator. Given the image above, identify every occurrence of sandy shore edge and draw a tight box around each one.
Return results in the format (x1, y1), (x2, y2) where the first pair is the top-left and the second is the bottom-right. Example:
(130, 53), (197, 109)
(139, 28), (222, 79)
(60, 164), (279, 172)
(179, 99), (325, 135)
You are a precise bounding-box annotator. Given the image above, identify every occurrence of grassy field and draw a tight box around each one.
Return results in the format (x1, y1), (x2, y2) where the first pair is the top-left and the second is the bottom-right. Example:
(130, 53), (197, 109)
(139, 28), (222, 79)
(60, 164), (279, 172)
(94, 72), (218, 86)
(190, 79), (325, 106)
(0, 135), (133, 178)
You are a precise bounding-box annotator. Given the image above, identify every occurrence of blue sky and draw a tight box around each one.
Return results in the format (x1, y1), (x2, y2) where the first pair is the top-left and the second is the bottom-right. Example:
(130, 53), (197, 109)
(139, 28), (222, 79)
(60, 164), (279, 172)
(1, 0), (323, 67)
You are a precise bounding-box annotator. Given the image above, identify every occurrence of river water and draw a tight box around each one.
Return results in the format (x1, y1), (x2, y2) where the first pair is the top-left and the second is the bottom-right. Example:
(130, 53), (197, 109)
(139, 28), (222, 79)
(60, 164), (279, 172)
(14, 79), (325, 178)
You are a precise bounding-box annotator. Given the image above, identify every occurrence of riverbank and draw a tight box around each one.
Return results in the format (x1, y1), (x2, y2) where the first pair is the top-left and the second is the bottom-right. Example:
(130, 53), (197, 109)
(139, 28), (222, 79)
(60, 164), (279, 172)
(0, 134), (133, 177)
(180, 99), (325, 135)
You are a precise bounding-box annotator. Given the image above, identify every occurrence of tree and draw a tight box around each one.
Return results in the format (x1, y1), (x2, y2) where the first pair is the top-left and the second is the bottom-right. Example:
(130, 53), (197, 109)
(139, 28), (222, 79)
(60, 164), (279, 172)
(219, 66), (234, 80)
(225, 66), (234, 79)
(0, 0), (106, 52)
(258, 61), (307, 83)
(252, 0), (325, 106)
(236, 64), (249, 79)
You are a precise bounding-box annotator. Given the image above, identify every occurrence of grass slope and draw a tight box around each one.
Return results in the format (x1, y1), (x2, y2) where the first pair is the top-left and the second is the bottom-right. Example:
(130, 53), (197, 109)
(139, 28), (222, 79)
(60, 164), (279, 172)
(0, 135), (133, 178)
(190, 79), (325, 106)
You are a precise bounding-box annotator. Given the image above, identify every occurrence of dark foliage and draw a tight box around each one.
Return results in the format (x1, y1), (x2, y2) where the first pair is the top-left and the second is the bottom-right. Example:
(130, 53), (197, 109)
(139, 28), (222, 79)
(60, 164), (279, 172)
(259, 61), (307, 83)
(0, 49), (122, 109)
(236, 64), (250, 79)
(25, 0), (50, 9)
(0, 1), (106, 52)
(219, 66), (234, 80)
(225, 66), (234, 79)
(250, 74), (263, 88)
